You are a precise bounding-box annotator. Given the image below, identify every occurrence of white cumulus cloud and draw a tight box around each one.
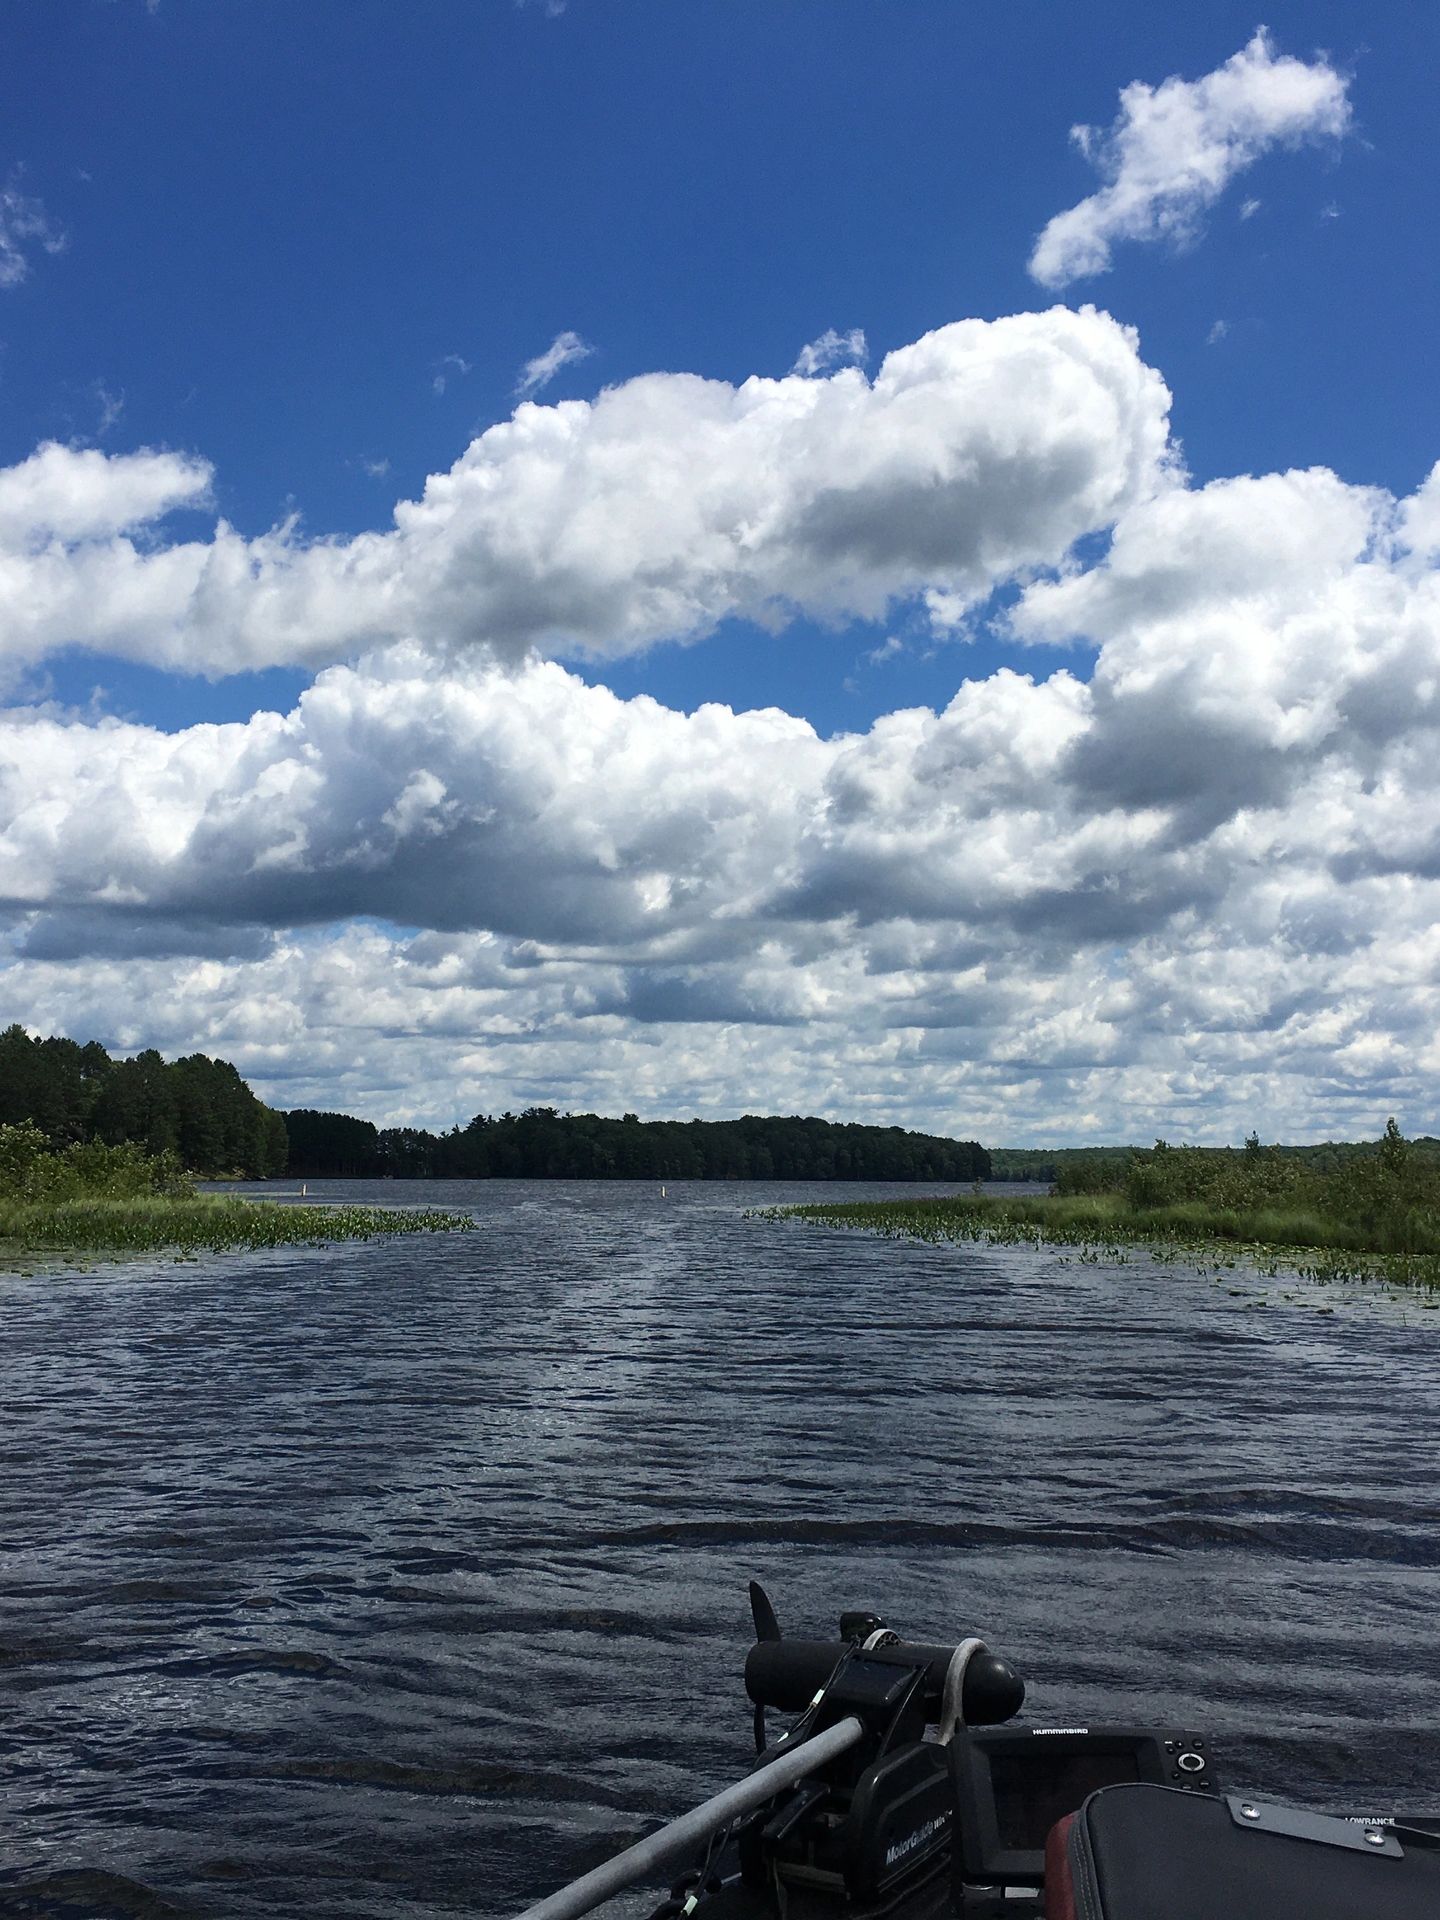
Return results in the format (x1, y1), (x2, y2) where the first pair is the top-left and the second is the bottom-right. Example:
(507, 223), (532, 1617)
(1029, 30), (1351, 288)
(0, 441), (211, 547)
(7, 303), (1440, 1140)
(5, 440), (1440, 1141)
(0, 307), (1173, 679)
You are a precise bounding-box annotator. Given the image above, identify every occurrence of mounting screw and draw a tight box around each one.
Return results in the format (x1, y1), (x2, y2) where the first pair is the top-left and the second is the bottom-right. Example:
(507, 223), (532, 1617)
(1364, 1830), (1387, 1847)
(1240, 1804), (1260, 1820)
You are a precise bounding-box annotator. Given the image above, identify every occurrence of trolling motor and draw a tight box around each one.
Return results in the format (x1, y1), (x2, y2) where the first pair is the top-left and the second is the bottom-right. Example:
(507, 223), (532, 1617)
(739, 1586), (1024, 1912)
(516, 1590), (1440, 1920)
(516, 1585), (1023, 1920)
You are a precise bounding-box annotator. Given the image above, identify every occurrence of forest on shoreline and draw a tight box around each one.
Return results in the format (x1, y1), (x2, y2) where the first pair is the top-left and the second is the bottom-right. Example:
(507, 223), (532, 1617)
(283, 1105), (991, 1182)
(5, 1024), (1431, 1189)
(0, 1025), (287, 1177)
(1, 1026), (988, 1182)
(988, 1137), (1440, 1181)
(6, 1024), (1434, 1283)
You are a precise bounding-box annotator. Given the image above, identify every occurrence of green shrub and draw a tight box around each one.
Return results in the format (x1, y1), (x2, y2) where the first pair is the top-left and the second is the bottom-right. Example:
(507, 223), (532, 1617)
(1052, 1124), (1440, 1248)
(0, 1122), (194, 1206)
(770, 1129), (1440, 1292)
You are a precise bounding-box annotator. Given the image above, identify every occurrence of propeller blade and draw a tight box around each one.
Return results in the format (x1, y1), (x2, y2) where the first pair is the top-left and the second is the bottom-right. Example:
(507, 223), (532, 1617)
(749, 1580), (782, 1643)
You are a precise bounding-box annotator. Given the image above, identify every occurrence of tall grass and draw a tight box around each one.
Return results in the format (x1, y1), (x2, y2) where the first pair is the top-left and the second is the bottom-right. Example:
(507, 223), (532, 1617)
(0, 1194), (475, 1258)
(765, 1168), (1440, 1291)
(0, 1121), (474, 1268)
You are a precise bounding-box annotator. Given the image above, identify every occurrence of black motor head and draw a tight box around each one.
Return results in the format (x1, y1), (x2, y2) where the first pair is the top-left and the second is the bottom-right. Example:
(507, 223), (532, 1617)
(741, 1586), (1024, 1726)
(959, 1647), (1025, 1726)
(745, 1634), (1024, 1725)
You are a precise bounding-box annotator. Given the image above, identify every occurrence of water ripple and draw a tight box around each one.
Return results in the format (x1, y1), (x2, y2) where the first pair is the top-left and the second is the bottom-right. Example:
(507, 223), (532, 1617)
(3, 1178), (1440, 1918)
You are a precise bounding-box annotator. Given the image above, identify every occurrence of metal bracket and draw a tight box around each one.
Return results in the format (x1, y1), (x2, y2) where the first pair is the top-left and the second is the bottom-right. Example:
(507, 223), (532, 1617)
(1226, 1795), (1404, 1858)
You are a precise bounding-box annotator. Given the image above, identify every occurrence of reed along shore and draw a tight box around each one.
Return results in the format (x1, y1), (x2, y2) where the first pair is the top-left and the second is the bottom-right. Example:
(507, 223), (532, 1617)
(772, 1127), (1440, 1292)
(0, 1123), (473, 1271)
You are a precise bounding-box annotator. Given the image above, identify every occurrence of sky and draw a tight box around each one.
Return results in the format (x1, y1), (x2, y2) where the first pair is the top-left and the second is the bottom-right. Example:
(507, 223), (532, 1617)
(2, 1), (1439, 1146)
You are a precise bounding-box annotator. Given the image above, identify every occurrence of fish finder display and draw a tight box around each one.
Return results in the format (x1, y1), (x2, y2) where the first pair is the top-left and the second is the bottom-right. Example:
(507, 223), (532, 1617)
(989, 1750), (1142, 1848)
(951, 1725), (1218, 1886)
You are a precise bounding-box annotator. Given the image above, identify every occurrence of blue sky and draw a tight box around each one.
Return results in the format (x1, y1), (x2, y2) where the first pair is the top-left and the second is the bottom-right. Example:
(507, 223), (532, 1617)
(2, 4), (1439, 1142)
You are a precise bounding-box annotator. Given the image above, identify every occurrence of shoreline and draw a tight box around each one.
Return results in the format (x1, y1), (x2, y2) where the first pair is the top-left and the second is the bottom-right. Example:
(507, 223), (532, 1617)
(0, 1194), (476, 1273)
(769, 1191), (1440, 1292)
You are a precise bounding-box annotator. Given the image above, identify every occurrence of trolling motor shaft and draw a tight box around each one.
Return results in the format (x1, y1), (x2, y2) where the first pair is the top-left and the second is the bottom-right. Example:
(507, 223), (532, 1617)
(518, 1597), (1029, 1920)
(514, 1591), (1024, 1920)
(515, 1717), (869, 1920)
(736, 1635), (1022, 1910)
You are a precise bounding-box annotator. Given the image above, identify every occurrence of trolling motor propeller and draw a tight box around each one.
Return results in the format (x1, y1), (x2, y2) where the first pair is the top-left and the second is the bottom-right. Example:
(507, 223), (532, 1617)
(750, 1580), (783, 1644)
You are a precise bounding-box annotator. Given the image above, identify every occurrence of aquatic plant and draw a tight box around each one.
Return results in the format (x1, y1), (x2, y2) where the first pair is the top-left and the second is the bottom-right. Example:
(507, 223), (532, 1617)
(0, 1122), (474, 1267)
(0, 1195), (475, 1258)
(761, 1176), (1440, 1293)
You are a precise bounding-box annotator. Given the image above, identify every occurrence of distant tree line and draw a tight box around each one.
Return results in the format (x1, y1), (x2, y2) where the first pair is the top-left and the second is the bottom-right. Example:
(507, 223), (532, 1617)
(0, 1025), (287, 1178)
(988, 1146), (1140, 1183)
(991, 1134), (1440, 1185)
(283, 1106), (992, 1182)
(0, 1027), (990, 1182)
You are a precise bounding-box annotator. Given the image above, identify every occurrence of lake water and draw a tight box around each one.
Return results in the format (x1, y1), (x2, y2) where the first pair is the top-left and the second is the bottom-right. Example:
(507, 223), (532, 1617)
(3, 1180), (1440, 1919)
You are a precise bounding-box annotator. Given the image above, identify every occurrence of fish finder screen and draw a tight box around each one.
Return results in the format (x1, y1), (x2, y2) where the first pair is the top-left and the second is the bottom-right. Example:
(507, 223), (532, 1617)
(990, 1750), (1142, 1849)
